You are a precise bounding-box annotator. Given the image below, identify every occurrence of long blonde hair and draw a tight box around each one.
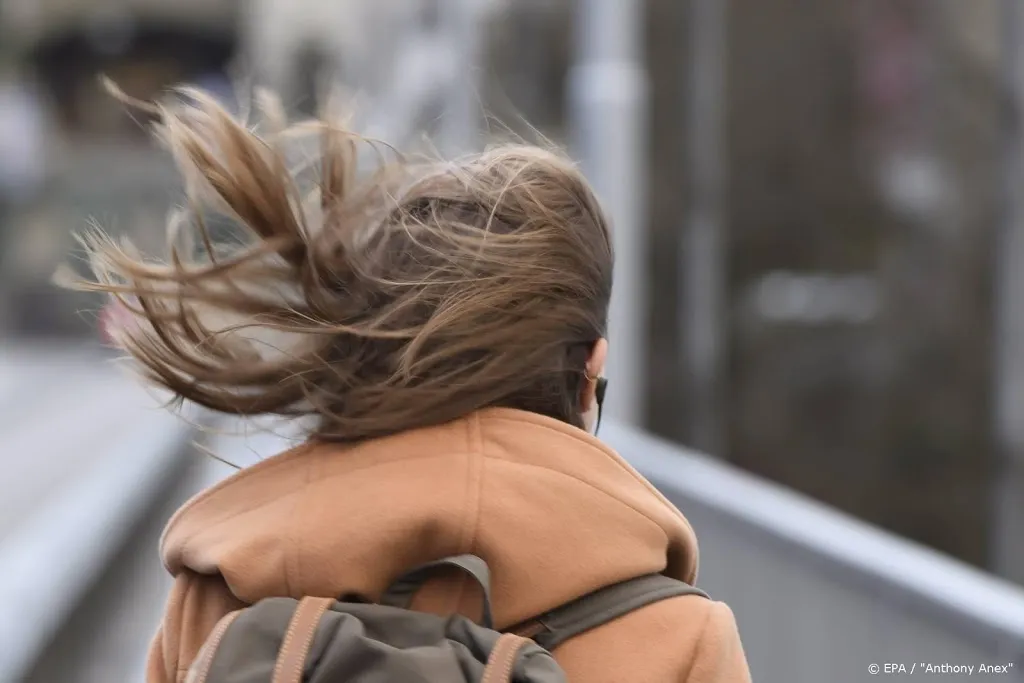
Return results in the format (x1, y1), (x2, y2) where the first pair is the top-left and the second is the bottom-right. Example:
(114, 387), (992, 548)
(65, 86), (613, 441)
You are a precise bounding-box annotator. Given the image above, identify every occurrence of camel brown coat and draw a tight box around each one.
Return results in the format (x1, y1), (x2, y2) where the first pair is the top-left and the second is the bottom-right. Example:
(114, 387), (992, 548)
(147, 408), (752, 682)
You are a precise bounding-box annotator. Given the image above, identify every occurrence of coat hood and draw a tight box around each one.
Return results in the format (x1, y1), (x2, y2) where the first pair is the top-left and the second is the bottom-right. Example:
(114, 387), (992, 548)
(161, 407), (700, 628)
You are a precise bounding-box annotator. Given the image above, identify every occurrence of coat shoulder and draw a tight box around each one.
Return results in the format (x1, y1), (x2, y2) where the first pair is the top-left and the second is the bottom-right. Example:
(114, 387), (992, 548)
(554, 594), (751, 683)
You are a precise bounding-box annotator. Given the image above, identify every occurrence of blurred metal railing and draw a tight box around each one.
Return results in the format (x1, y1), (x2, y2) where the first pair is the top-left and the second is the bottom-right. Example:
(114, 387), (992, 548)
(0, 347), (197, 681)
(601, 422), (1024, 682)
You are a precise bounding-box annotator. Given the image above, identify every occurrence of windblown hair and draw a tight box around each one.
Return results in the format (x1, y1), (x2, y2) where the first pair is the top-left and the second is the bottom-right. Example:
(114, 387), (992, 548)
(67, 86), (613, 441)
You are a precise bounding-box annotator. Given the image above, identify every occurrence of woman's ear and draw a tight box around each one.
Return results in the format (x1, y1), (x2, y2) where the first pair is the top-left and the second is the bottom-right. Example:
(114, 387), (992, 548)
(581, 337), (609, 412)
(587, 338), (608, 379)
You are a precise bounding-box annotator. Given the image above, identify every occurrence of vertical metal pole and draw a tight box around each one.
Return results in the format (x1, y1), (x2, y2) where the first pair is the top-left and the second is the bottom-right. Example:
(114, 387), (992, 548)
(682, 0), (728, 456)
(993, 0), (1024, 583)
(440, 0), (482, 154)
(568, 0), (648, 426)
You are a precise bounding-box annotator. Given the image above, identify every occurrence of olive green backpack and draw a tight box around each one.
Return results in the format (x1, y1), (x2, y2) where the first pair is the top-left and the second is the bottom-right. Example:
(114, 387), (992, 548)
(185, 554), (708, 683)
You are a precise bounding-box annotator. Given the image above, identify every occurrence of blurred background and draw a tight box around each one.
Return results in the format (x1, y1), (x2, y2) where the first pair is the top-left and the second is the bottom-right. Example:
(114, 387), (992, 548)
(1, 0), (1023, 681)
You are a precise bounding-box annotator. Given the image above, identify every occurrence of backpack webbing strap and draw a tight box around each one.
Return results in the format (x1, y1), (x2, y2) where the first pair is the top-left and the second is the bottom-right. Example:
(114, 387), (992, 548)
(272, 596), (335, 683)
(529, 574), (709, 651)
(381, 554), (494, 628)
(481, 634), (533, 683)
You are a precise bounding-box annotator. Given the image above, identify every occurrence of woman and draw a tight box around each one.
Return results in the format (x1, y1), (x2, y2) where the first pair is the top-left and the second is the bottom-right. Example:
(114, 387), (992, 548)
(75, 88), (751, 682)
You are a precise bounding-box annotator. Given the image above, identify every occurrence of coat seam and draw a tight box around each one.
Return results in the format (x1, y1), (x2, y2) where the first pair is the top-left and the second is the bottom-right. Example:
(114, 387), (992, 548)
(482, 456), (671, 554)
(448, 412), (486, 617)
(483, 415), (691, 520)
(160, 442), (316, 556)
(680, 599), (716, 682)
(284, 452), (316, 596)
(461, 412), (485, 554)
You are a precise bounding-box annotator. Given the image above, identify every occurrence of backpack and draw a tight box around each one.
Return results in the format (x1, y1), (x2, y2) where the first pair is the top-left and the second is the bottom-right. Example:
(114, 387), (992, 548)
(185, 554), (709, 683)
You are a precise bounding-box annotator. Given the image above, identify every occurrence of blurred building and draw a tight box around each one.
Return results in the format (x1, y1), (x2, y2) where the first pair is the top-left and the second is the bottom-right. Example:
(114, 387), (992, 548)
(242, 0), (507, 119)
(642, 0), (1004, 569)
(0, 0), (239, 336)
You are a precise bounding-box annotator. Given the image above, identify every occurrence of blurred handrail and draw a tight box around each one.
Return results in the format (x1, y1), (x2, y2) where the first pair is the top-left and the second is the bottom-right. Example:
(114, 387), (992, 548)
(601, 422), (1024, 655)
(0, 406), (195, 681)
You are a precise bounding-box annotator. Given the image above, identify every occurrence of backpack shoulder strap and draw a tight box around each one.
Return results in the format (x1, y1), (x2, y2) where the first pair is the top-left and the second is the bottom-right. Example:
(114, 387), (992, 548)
(528, 574), (709, 651)
(380, 554), (495, 628)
